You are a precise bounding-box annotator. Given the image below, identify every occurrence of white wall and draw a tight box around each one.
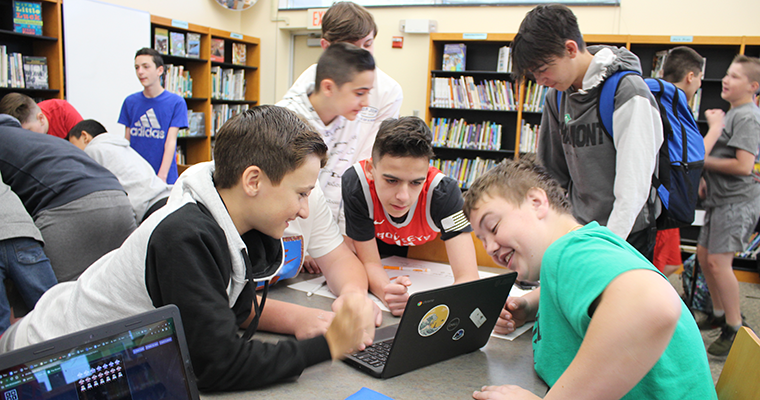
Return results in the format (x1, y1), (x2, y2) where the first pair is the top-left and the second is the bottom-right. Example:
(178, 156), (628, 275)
(95, 0), (760, 117)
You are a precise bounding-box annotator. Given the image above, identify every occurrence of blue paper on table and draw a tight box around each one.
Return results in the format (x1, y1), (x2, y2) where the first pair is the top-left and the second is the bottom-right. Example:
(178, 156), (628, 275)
(345, 387), (395, 400)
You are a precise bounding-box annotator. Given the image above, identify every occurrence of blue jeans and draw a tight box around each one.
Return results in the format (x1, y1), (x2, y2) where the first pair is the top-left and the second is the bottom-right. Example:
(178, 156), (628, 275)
(0, 238), (58, 333)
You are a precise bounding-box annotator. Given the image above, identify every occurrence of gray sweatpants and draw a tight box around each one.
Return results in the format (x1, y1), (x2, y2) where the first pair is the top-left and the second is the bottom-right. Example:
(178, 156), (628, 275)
(34, 190), (136, 282)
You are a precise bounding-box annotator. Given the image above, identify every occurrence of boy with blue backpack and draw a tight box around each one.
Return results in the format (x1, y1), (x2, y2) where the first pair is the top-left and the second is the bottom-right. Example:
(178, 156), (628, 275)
(510, 4), (663, 260)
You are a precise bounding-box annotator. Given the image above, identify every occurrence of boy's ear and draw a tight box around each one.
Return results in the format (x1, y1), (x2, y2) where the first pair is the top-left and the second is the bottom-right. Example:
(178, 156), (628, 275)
(156, 65), (164, 76)
(320, 78), (337, 97)
(526, 187), (550, 219)
(565, 40), (580, 58)
(684, 71), (695, 85)
(364, 159), (375, 180)
(320, 38), (331, 50)
(750, 80), (760, 95)
(240, 165), (264, 197)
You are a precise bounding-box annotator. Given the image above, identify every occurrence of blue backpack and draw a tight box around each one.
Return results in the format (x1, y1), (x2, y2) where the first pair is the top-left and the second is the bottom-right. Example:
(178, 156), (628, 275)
(556, 71), (705, 229)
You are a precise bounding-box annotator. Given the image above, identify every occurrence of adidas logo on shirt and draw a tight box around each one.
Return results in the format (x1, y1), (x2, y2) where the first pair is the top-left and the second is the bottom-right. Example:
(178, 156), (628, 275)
(129, 109), (165, 139)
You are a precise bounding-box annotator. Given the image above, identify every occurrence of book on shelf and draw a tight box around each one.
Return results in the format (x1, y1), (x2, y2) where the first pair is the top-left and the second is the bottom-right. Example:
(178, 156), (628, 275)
(431, 76), (517, 111)
(212, 103), (249, 135)
(430, 118), (502, 151)
(211, 66), (246, 100)
(689, 88), (702, 120)
(163, 64), (193, 98)
(186, 33), (201, 58)
(431, 157), (499, 189)
(520, 120), (540, 154)
(210, 39), (225, 62)
(497, 46), (512, 73)
(0, 46), (7, 88)
(154, 28), (169, 55)
(170, 32), (186, 57)
(5, 52), (26, 88)
(232, 43), (247, 65)
(22, 55), (47, 89)
(13, 1), (43, 36)
(442, 43), (466, 72)
(178, 110), (205, 137)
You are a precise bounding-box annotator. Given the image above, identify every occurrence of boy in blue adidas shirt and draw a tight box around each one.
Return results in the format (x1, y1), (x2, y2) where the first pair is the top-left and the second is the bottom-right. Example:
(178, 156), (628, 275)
(510, 4), (662, 260)
(465, 156), (717, 400)
(119, 47), (188, 184)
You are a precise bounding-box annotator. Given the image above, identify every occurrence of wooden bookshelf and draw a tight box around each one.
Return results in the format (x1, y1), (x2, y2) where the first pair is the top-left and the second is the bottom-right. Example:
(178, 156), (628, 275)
(0, 0), (64, 100)
(150, 16), (260, 165)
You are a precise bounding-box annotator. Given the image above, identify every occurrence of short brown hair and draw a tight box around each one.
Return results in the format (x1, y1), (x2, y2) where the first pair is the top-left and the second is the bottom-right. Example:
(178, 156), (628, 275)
(463, 154), (571, 219)
(314, 42), (375, 93)
(0, 92), (39, 125)
(662, 46), (704, 83)
(371, 116), (434, 162)
(732, 54), (760, 93)
(321, 1), (377, 44)
(213, 106), (328, 188)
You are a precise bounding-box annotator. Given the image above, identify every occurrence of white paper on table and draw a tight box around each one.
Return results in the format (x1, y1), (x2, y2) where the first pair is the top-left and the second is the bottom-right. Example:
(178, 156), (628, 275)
(488, 285), (536, 341)
(287, 256), (498, 312)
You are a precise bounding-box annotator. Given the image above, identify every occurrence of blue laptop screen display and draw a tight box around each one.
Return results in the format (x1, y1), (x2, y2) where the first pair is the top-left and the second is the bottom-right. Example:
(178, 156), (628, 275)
(0, 319), (193, 400)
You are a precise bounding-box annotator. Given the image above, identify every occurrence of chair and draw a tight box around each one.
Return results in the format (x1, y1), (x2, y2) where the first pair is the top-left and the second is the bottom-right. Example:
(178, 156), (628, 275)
(715, 327), (760, 400)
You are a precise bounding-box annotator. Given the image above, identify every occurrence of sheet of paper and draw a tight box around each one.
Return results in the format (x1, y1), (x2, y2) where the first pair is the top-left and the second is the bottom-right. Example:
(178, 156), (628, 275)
(490, 322), (534, 341)
(288, 256), (504, 313)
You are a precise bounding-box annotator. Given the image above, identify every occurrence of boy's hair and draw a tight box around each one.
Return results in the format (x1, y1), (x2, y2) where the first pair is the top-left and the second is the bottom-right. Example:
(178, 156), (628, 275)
(371, 116), (434, 162)
(321, 1), (377, 44)
(510, 4), (585, 81)
(732, 54), (760, 93)
(662, 46), (704, 83)
(134, 47), (164, 70)
(213, 105), (328, 189)
(0, 92), (39, 125)
(67, 119), (107, 140)
(463, 154), (571, 219)
(314, 42), (375, 93)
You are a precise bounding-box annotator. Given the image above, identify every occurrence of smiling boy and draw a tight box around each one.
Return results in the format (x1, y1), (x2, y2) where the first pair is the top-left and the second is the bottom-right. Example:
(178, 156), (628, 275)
(342, 117), (479, 315)
(118, 48), (188, 184)
(0, 106), (376, 391)
(464, 156), (716, 400)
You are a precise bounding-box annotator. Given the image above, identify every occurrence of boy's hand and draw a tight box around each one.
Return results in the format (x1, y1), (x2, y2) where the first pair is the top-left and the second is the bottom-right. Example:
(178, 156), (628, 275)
(698, 177), (707, 199)
(301, 255), (321, 274)
(324, 292), (376, 360)
(294, 309), (333, 340)
(384, 276), (411, 316)
(705, 109), (725, 128)
(494, 296), (530, 335)
(473, 385), (541, 400)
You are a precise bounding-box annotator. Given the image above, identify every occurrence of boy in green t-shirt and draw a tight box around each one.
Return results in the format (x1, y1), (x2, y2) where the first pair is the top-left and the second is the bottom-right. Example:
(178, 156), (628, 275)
(464, 156), (716, 400)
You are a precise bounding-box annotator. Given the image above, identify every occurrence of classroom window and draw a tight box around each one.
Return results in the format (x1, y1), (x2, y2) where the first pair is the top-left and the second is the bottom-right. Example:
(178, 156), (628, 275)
(279, 0), (619, 10)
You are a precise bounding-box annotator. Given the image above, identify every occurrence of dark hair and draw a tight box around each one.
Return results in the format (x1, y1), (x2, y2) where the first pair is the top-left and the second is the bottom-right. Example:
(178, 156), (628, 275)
(314, 42), (375, 93)
(662, 46), (704, 83)
(322, 1), (378, 44)
(213, 105), (328, 188)
(510, 4), (585, 81)
(0, 92), (39, 125)
(463, 154), (571, 219)
(135, 47), (164, 70)
(371, 116), (434, 162)
(67, 119), (107, 140)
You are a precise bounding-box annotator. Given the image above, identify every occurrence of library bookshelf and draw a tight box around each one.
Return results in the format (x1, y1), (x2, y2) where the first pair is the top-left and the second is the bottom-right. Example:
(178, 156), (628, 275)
(150, 15), (260, 166)
(0, 0), (64, 100)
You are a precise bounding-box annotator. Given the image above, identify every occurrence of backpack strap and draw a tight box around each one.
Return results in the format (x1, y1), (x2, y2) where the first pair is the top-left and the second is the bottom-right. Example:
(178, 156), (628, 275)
(598, 70), (640, 137)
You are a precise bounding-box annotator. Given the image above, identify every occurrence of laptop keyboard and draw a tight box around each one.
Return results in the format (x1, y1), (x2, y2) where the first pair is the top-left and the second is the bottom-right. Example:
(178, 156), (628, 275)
(352, 339), (394, 368)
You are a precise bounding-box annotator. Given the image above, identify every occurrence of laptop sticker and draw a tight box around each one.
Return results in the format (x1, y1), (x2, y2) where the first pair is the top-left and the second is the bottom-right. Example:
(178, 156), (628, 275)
(470, 308), (487, 328)
(418, 304), (449, 337)
(452, 329), (465, 341)
(446, 317), (460, 331)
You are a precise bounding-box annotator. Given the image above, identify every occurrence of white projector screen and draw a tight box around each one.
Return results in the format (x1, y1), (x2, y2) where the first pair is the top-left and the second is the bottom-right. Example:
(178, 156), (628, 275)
(63, 0), (150, 136)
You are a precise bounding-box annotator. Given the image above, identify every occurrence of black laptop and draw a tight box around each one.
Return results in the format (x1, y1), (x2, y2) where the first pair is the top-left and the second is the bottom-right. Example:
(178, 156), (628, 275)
(0, 305), (200, 400)
(344, 271), (517, 379)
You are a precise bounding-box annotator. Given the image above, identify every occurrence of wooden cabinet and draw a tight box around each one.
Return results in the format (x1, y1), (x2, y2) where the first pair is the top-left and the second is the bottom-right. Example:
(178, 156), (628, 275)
(0, 0), (63, 100)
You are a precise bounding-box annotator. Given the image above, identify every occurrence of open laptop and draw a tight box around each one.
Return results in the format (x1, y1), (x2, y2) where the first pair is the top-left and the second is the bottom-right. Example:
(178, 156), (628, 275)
(344, 271), (518, 379)
(0, 305), (200, 400)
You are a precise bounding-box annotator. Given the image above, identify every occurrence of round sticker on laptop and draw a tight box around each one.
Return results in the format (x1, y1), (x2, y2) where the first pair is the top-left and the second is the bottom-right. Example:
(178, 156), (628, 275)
(418, 304), (449, 337)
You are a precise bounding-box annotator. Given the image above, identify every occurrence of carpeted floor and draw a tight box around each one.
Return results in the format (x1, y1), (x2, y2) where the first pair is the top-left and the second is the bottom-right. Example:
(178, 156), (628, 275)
(668, 272), (760, 383)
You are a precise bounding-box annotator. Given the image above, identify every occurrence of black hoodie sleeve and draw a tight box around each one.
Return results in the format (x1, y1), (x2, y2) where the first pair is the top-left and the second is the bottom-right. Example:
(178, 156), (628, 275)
(144, 203), (331, 391)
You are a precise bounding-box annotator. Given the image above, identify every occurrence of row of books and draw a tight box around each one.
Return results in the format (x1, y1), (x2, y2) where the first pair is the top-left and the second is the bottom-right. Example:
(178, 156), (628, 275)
(439, 43), (513, 74)
(177, 110), (205, 138)
(522, 81), (549, 112)
(519, 120), (541, 154)
(162, 64), (193, 98)
(211, 103), (249, 135)
(431, 157), (500, 189)
(430, 118), (503, 151)
(175, 145), (186, 165)
(155, 28), (201, 59)
(0, 47), (47, 89)
(211, 67), (246, 100)
(431, 76), (519, 111)
(13, 0), (43, 36)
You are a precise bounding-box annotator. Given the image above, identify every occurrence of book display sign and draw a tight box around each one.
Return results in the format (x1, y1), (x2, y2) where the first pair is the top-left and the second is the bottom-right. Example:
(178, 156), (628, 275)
(13, 0), (43, 36)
